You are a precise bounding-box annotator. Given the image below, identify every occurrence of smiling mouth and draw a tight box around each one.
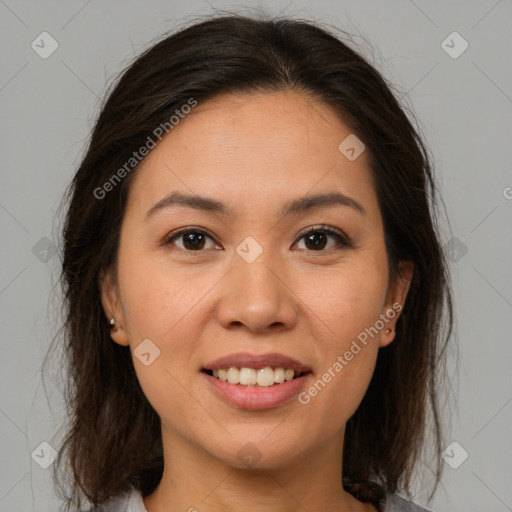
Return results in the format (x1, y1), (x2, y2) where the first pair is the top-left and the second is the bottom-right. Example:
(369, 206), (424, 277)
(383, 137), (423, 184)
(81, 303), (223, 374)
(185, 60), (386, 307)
(202, 367), (310, 387)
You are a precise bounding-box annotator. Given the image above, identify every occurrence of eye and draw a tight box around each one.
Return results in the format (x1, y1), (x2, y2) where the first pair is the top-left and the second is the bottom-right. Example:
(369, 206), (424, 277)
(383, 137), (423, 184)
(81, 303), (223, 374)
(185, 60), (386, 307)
(294, 225), (350, 251)
(165, 228), (221, 251)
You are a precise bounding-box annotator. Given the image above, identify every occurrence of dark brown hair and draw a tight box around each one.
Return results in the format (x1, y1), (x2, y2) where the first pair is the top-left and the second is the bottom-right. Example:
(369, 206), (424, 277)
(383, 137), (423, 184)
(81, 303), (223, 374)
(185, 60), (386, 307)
(51, 12), (453, 510)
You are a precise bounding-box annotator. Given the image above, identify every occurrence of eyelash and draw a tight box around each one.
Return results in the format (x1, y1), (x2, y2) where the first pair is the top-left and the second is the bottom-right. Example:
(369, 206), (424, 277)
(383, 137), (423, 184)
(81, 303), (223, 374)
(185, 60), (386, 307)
(164, 225), (351, 253)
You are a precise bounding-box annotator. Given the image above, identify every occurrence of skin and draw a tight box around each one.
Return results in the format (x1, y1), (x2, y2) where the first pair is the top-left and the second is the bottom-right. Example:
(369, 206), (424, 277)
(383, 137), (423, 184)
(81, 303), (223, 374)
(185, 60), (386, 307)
(101, 90), (413, 512)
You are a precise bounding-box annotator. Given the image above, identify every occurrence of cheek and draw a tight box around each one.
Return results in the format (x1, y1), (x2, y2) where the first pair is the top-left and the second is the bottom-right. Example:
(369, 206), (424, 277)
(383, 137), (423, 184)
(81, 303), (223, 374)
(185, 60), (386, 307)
(319, 352), (378, 433)
(303, 262), (389, 343)
(299, 326), (379, 436)
(119, 259), (207, 426)
(295, 263), (387, 424)
(117, 246), (208, 340)
(116, 247), (218, 397)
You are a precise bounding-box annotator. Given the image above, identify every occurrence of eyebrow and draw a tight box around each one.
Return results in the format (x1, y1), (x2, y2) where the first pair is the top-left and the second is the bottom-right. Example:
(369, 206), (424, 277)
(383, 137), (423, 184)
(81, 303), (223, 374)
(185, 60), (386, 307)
(146, 192), (226, 219)
(283, 192), (366, 216)
(145, 191), (366, 219)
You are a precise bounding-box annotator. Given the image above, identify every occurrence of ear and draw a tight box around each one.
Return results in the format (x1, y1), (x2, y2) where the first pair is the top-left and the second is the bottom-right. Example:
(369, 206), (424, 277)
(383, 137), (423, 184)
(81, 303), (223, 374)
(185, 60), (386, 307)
(379, 260), (414, 348)
(99, 268), (129, 347)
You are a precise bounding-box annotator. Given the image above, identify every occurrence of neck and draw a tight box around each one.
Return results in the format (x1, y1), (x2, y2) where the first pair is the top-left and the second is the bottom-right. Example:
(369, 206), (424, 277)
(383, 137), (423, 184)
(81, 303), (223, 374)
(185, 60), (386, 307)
(143, 427), (377, 512)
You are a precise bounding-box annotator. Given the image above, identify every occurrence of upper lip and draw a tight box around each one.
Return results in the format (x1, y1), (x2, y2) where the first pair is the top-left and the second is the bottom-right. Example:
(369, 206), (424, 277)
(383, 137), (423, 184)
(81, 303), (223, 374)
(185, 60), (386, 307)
(203, 352), (311, 372)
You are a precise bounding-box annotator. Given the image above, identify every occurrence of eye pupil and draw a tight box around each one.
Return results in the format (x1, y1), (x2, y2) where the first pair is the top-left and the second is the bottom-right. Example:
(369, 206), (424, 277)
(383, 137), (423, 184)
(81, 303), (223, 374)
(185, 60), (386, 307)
(183, 232), (205, 250)
(305, 232), (327, 250)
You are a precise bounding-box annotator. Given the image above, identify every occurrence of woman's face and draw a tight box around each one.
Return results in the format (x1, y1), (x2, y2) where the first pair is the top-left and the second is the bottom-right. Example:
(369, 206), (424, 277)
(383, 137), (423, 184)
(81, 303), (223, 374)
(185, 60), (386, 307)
(103, 90), (411, 469)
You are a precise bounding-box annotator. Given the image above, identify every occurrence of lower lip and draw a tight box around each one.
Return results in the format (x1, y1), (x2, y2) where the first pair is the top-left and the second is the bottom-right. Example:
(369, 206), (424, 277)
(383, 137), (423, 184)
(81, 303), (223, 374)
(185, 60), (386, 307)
(202, 372), (310, 410)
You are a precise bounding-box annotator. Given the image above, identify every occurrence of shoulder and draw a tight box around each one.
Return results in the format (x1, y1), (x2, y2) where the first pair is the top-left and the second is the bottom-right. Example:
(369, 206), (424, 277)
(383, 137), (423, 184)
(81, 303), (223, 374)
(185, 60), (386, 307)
(84, 488), (146, 512)
(83, 489), (432, 512)
(381, 494), (434, 512)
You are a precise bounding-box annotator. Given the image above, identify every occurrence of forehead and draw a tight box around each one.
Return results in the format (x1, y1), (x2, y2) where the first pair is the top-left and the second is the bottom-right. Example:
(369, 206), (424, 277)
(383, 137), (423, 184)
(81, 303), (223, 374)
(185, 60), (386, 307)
(126, 91), (377, 218)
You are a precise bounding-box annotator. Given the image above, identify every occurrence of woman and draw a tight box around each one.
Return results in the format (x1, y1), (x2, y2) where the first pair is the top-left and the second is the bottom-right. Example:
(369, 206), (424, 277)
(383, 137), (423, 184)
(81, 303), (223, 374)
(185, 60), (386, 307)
(53, 14), (453, 512)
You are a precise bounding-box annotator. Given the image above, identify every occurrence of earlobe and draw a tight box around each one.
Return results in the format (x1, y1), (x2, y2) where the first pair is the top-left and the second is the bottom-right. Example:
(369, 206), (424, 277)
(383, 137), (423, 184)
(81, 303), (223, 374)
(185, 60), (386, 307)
(99, 269), (130, 346)
(379, 260), (414, 348)
(380, 326), (396, 347)
(108, 318), (129, 346)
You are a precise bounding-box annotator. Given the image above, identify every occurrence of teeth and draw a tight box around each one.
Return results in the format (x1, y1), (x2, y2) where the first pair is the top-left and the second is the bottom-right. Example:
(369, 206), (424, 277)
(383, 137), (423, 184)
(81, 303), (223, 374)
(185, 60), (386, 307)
(210, 366), (303, 386)
(274, 367), (285, 383)
(240, 367), (257, 386)
(227, 367), (240, 384)
(256, 367), (274, 387)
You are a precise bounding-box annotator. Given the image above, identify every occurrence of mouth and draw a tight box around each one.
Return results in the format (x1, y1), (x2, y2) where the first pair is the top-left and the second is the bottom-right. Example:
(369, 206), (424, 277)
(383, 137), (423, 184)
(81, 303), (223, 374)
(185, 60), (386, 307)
(201, 352), (312, 409)
(202, 367), (310, 387)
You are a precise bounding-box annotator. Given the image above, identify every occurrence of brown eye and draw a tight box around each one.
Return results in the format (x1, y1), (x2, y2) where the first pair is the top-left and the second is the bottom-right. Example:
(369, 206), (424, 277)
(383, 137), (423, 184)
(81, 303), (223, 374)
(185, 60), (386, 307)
(181, 231), (207, 250)
(304, 231), (328, 250)
(166, 229), (220, 251)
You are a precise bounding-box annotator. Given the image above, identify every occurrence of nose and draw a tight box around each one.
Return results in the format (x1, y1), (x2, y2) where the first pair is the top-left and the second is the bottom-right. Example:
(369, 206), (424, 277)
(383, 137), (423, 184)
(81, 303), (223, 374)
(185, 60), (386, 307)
(216, 254), (298, 334)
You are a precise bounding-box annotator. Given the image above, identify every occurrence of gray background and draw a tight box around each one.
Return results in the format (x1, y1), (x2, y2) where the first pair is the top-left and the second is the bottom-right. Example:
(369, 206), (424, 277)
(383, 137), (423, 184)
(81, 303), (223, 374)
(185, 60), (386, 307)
(1, 1), (511, 511)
